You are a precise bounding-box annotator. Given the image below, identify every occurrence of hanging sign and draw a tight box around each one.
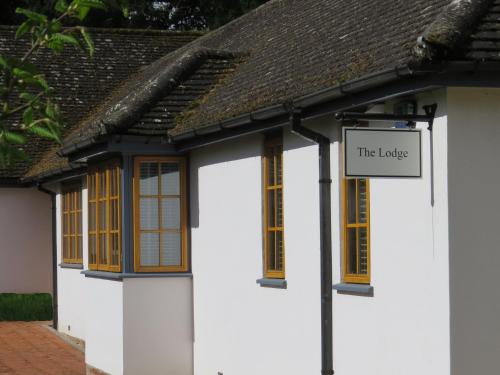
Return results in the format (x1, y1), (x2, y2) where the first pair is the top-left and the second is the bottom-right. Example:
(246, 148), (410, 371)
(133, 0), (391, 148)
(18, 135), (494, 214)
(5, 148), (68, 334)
(343, 128), (422, 178)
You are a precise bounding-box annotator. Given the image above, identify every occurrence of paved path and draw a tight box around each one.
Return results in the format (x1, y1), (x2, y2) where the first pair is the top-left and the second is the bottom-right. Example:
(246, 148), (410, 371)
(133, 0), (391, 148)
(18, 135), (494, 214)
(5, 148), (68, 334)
(0, 322), (85, 375)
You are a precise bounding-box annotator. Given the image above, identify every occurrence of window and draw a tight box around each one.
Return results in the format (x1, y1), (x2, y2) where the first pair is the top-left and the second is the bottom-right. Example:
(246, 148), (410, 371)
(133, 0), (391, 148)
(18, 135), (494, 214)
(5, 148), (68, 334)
(342, 178), (370, 284)
(263, 135), (285, 279)
(88, 159), (122, 272)
(61, 183), (83, 264)
(133, 156), (188, 272)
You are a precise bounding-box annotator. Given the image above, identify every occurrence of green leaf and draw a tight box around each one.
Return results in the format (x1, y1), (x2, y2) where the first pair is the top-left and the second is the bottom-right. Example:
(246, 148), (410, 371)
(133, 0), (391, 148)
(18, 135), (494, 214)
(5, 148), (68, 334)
(19, 93), (37, 102)
(15, 8), (47, 23)
(0, 55), (10, 70)
(47, 38), (65, 53)
(45, 101), (56, 119)
(78, 27), (94, 57)
(77, 0), (107, 11)
(23, 107), (34, 125)
(55, 0), (69, 13)
(3, 131), (26, 144)
(12, 67), (33, 79)
(28, 123), (61, 142)
(15, 20), (32, 40)
(51, 33), (82, 49)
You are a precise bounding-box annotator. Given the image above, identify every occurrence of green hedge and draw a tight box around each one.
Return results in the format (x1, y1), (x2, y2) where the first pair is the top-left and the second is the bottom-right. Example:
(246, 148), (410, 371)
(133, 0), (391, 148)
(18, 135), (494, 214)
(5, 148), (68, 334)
(0, 293), (53, 321)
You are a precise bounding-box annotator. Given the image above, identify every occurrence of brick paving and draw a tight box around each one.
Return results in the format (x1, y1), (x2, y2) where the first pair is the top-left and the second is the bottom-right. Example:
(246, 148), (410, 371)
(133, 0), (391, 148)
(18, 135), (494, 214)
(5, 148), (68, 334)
(0, 322), (85, 375)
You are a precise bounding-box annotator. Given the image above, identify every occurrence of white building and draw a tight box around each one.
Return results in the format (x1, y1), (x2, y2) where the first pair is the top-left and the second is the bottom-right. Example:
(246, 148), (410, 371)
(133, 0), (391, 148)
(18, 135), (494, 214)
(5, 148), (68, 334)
(1, 1), (499, 374)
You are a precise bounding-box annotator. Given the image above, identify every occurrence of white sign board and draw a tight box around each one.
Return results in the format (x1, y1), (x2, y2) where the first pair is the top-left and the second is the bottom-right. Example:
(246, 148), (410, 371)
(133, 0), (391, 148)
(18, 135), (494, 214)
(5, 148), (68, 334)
(343, 128), (422, 178)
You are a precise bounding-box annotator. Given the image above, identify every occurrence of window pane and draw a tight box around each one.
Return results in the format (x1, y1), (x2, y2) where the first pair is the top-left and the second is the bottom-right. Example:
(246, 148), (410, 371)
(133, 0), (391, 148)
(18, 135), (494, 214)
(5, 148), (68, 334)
(76, 191), (81, 210)
(346, 179), (356, 224)
(346, 228), (357, 274)
(77, 236), (83, 259)
(267, 152), (275, 186)
(99, 201), (107, 230)
(63, 213), (68, 234)
(77, 212), (82, 234)
(358, 227), (368, 275)
(99, 234), (108, 264)
(277, 188), (283, 227)
(70, 236), (76, 259)
(88, 174), (96, 200)
(276, 230), (284, 271)
(267, 190), (275, 227)
(63, 235), (68, 259)
(89, 202), (96, 231)
(161, 163), (180, 196)
(140, 162), (158, 195)
(140, 198), (159, 230)
(162, 198), (180, 229)
(110, 233), (120, 266)
(70, 213), (75, 234)
(99, 171), (106, 198)
(276, 146), (282, 185)
(140, 232), (159, 266)
(89, 234), (96, 264)
(110, 167), (120, 197)
(110, 199), (119, 231)
(267, 231), (276, 271)
(358, 179), (368, 224)
(161, 232), (181, 266)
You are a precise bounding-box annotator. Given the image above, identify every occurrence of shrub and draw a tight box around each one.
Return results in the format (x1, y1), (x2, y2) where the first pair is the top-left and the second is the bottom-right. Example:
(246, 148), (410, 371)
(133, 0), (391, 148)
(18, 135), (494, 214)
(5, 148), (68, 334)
(0, 293), (53, 321)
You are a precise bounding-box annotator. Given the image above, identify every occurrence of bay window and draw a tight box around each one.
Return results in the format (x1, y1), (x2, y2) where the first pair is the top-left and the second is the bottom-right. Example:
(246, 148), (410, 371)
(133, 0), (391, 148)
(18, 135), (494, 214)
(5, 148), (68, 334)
(133, 156), (188, 272)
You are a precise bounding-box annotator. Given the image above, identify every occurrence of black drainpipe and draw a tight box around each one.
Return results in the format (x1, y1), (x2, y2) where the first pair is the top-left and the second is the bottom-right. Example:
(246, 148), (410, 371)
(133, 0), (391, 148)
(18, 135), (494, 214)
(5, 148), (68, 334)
(288, 106), (334, 375)
(37, 183), (58, 331)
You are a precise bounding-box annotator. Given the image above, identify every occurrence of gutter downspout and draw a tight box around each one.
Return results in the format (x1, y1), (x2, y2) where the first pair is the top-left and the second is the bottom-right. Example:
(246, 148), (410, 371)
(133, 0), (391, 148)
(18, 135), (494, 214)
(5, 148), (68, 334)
(37, 184), (58, 331)
(288, 106), (333, 375)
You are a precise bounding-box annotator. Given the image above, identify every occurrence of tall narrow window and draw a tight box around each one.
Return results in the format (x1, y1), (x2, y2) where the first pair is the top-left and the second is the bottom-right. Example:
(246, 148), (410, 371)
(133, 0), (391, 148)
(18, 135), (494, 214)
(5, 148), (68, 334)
(134, 156), (188, 272)
(263, 135), (285, 279)
(62, 183), (83, 264)
(343, 178), (370, 284)
(88, 159), (121, 272)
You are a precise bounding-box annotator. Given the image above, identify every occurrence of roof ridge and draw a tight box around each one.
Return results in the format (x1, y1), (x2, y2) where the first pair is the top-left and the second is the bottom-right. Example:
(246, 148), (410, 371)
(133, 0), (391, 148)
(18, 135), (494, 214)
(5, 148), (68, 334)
(415, 0), (494, 59)
(61, 47), (241, 152)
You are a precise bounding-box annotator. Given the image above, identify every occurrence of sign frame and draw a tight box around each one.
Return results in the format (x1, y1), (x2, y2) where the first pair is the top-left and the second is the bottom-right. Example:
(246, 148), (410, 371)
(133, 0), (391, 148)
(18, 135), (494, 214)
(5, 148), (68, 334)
(343, 127), (422, 179)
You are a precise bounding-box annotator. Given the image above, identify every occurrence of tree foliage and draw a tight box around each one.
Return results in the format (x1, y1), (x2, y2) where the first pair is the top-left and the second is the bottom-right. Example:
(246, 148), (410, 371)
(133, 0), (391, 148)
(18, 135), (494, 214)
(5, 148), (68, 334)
(0, 0), (127, 167)
(0, 1), (269, 30)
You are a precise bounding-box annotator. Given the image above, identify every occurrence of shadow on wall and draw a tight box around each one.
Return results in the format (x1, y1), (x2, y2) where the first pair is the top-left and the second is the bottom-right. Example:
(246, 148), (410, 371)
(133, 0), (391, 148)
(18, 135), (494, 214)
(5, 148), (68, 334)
(448, 88), (500, 375)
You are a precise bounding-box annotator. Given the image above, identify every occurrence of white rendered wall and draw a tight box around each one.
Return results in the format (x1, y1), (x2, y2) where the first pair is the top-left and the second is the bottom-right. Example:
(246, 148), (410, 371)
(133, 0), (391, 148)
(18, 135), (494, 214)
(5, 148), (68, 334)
(0, 188), (52, 293)
(85, 276), (124, 375)
(331, 92), (450, 374)
(56, 186), (87, 340)
(123, 277), (194, 375)
(190, 133), (322, 375)
(190, 90), (451, 375)
(447, 87), (500, 375)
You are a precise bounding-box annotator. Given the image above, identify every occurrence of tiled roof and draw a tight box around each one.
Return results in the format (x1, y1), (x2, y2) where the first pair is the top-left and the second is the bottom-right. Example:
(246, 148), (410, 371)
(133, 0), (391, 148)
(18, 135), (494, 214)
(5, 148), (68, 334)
(0, 26), (201, 180)
(5, 0), (500, 183)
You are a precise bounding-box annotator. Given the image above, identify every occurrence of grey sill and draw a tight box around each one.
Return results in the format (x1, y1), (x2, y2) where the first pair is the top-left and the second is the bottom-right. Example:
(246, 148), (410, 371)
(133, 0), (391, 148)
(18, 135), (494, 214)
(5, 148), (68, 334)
(59, 263), (83, 270)
(257, 278), (287, 289)
(120, 272), (193, 279)
(81, 270), (193, 281)
(81, 270), (123, 281)
(333, 283), (374, 296)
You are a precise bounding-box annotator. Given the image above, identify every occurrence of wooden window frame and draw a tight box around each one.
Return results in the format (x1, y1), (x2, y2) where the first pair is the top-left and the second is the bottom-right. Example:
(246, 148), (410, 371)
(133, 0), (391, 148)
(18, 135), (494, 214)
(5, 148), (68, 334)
(263, 135), (285, 279)
(133, 156), (188, 273)
(61, 183), (83, 264)
(88, 159), (122, 272)
(342, 178), (371, 284)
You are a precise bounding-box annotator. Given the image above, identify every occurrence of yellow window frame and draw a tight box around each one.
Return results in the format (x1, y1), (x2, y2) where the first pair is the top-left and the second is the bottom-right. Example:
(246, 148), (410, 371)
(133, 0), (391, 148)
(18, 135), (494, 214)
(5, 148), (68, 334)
(87, 159), (122, 272)
(342, 178), (371, 284)
(133, 156), (188, 273)
(61, 183), (83, 264)
(263, 135), (285, 279)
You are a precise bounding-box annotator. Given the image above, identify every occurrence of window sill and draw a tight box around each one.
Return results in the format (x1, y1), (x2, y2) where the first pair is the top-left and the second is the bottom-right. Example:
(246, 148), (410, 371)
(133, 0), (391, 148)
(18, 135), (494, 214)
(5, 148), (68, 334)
(81, 270), (123, 281)
(81, 270), (193, 281)
(59, 263), (83, 270)
(256, 278), (287, 289)
(333, 283), (373, 296)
